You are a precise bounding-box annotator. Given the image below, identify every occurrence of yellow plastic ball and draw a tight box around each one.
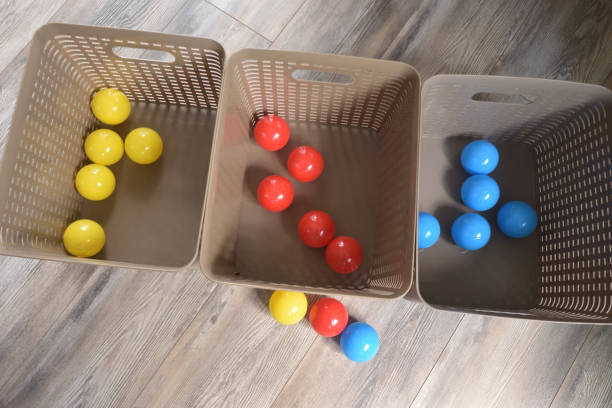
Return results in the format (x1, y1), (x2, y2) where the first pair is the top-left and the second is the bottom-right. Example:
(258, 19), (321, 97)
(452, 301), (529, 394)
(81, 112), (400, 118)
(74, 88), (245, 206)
(84, 129), (124, 166)
(75, 164), (116, 201)
(269, 290), (308, 325)
(125, 127), (163, 165)
(91, 88), (131, 125)
(63, 219), (105, 258)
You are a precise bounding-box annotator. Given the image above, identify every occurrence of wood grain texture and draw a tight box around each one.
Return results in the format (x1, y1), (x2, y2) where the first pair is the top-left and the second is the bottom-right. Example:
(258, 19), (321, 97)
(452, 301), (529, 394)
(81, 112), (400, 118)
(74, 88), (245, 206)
(0, 0), (66, 73)
(0, 259), (84, 389)
(133, 287), (319, 408)
(335, 0), (612, 83)
(0, 0), (609, 407)
(163, 1), (270, 55)
(411, 316), (591, 408)
(271, 303), (461, 408)
(551, 327), (612, 408)
(207, 0), (306, 41)
(0, 269), (216, 408)
(271, 0), (374, 53)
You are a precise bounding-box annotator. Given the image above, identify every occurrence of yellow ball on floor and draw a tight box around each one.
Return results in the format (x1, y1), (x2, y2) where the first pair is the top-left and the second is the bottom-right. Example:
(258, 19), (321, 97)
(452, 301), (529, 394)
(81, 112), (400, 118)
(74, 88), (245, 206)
(269, 290), (308, 325)
(84, 129), (124, 166)
(91, 88), (131, 125)
(63, 219), (105, 258)
(125, 127), (163, 165)
(75, 164), (116, 201)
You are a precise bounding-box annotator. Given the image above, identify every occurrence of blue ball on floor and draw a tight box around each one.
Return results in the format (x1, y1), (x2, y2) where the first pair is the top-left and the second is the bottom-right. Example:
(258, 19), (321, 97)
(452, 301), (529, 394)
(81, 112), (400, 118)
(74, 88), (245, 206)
(451, 213), (491, 250)
(418, 212), (440, 249)
(461, 174), (500, 211)
(461, 140), (499, 175)
(340, 322), (380, 363)
(497, 201), (538, 238)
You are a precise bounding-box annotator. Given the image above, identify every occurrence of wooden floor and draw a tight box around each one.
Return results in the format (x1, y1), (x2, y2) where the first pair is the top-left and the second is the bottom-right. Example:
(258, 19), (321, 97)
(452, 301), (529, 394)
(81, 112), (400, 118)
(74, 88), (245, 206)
(0, 1), (611, 407)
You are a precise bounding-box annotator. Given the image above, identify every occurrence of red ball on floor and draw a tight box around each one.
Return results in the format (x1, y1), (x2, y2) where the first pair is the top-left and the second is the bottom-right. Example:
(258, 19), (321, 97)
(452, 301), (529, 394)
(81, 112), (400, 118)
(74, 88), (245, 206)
(309, 297), (348, 337)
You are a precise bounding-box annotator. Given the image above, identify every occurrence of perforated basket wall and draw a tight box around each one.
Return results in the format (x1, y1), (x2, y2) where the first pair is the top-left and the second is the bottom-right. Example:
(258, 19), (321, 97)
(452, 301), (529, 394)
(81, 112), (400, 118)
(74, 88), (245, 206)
(201, 49), (420, 298)
(419, 75), (612, 323)
(0, 24), (224, 268)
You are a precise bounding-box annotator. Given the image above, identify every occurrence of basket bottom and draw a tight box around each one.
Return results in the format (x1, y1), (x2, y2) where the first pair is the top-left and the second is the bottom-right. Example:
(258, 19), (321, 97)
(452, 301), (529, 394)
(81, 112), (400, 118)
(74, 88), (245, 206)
(235, 121), (378, 291)
(81, 102), (215, 268)
(418, 136), (538, 310)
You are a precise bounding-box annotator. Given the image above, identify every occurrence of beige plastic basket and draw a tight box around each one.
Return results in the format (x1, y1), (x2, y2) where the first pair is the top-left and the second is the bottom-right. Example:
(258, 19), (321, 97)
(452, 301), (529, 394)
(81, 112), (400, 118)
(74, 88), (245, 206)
(0, 23), (224, 270)
(200, 49), (420, 298)
(6, 24), (609, 314)
(418, 75), (612, 323)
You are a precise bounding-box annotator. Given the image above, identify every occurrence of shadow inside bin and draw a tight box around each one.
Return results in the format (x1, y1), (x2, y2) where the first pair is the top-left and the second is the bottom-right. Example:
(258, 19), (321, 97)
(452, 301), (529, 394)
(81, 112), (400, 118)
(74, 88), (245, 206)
(441, 134), (480, 202)
(433, 205), (462, 244)
(121, 156), (165, 198)
(443, 167), (464, 203)
(442, 133), (482, 163)
(244, 164), (271, 201)
(279, 193), (315, 239)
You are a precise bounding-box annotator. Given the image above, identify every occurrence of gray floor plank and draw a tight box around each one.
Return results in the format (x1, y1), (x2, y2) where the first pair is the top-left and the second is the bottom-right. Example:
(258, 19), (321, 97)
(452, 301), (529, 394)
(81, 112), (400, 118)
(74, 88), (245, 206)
(0, 0), (66, 73)
(551, 327), (612, 408)
(206, 0), (306, 41)
(161, 1), (270, 55)
(0, 260), (93, 391)
(132, 287), (320, 408)
(411, 317), (591, 408)
(271, 302), (462, 408)
(0, 269), (216, 408)
(271, 0), (374, 52)
(336, 0), (612, 83)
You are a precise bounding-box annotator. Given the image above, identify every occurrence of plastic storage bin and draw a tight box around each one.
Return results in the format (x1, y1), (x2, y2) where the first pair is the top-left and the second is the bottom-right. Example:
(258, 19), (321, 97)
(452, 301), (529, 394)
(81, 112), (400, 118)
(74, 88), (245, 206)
(418, 75), (611, 323)
(201, 49), (420, 298)
(4, 24), (609, 313)
(0, 24), (224, 270)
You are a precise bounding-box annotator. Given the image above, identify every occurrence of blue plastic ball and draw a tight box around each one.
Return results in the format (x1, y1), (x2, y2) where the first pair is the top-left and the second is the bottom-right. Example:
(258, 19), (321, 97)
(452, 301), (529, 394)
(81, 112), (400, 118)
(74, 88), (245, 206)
(461, 175), (500, 211)
(461, 140), (499, 175)
(418, 212), (440, 249)
(497, 201), (538, 238)
(451, 213), (491, 250)
(340, 322), (380, 363)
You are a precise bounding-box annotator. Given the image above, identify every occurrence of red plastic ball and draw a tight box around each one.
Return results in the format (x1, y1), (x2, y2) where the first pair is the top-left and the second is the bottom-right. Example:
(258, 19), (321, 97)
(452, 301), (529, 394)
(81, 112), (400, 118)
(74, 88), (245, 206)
(309, 297), (348, 337)
(254, 115), (290, 151)
(257, 175), (294, 212)
(298, 210), (335, 248)
(287, 146), (324, 182)
(325, 236), (363, 274)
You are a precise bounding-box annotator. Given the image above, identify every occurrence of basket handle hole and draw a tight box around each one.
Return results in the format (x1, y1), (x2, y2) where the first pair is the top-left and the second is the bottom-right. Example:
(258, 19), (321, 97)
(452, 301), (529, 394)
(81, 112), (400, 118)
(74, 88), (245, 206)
(472, 92), (536, 105)
(111, 46), (176, 63)
(291, 69), (354, 84)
